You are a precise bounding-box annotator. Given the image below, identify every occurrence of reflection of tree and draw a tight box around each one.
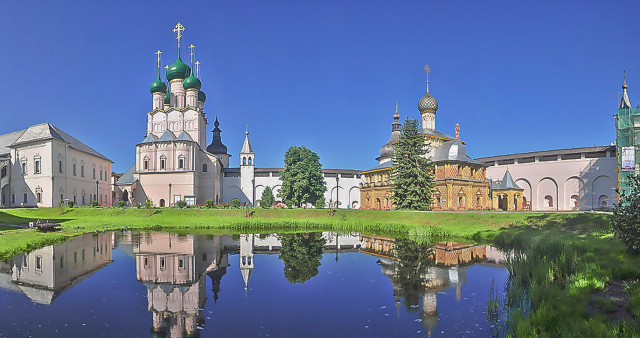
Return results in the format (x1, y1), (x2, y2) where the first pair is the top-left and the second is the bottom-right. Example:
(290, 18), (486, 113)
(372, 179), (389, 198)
(392, 239), (433, 311)
(278, 233), (327, 284)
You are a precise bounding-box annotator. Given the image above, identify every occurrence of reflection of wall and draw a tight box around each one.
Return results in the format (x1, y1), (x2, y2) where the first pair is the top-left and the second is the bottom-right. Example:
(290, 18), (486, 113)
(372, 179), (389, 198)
(6, 233), (113, 304)
(432, 242), (486, 267)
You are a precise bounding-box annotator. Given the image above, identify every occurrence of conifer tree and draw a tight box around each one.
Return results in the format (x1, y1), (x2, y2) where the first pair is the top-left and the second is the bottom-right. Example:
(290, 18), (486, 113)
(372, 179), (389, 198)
(391, 118), (435, 210)
(260, 186), (275, 208)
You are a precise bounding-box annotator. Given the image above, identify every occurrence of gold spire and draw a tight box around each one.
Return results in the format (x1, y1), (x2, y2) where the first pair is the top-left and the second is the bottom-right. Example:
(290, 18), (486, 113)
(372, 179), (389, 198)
(195, 61), (201, 78)
(173, 22), (185, 53)
(154, 50), (162, 77)
(424, 64), (431, 93)
(188, 44), (196, 67)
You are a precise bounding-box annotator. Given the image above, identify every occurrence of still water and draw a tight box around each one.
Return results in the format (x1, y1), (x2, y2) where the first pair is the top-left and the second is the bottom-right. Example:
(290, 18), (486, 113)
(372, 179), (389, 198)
(0, 232), (508, 337)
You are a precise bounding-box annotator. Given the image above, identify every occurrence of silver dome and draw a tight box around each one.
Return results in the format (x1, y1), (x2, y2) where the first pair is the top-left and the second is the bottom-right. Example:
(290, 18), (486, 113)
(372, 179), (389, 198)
(379, 131), (400, 159)
(418, 92), (438, 113)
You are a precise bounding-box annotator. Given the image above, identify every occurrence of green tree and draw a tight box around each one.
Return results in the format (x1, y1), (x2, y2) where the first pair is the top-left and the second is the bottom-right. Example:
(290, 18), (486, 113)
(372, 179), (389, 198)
(279, 146), (326, 207)
(612, 174), (640, 251)
(278, 233), (327, 284)
(392, 239), (433, 311)
(260, 186), (275, 208)
(391, 118), (435, 210)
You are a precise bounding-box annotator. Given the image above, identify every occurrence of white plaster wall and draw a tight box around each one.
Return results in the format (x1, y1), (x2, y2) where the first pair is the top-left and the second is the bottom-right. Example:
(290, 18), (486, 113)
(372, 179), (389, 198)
(485, 152), (617, 211)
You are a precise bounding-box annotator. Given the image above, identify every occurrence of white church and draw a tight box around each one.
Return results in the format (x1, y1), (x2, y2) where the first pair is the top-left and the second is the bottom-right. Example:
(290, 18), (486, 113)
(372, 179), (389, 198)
(114, 24), (361, 208)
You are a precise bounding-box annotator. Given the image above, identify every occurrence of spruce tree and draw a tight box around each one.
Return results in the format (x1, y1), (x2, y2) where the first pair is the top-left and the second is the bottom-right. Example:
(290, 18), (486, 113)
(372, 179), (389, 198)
(260, 186), (275, 208)
(391, 118), (435, 210)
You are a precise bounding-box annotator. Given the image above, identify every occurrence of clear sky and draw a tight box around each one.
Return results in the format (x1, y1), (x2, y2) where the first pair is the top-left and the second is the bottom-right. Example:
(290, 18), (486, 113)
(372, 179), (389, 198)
(1, 1), (639, 173)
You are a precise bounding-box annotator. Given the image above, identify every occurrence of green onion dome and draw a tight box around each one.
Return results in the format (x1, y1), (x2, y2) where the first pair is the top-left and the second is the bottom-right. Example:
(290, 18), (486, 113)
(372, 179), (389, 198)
(166, 56), (191, 81)
(164, 91), (170, 105)
(149, 75), (167, 94)
(198, 90), (207, 103)
(183, 73), (202, 90)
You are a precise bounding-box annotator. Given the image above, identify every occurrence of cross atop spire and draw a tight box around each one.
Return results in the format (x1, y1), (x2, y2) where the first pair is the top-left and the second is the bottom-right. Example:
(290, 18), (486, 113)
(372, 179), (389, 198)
(173, 22), (185, 53)
(154, 50), (162, 77)
(188, 44), (195, 67)
(195, 60), (201, 78)
(424, 64), (431, 93)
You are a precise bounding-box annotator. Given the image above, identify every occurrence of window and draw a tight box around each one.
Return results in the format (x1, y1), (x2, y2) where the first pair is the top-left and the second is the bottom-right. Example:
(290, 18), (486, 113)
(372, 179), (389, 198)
(73, 195), (77, 205)
(160, 257), (166, 270)
(248, 157), (252, 165)
(143, 158), (149, 170)
(21, 162), (27, 175)
(82, 195), (86, 205)
(36, 192), (41, 203)
(23, 193), (27, 203)
(34, 160), (41, 174)
(93, 168), (96, 179)
(178, 158), (184, 169)
(11, 194), (15, 204)
(243, 157), (246, 165)
(544, 195), (553, 208)
(0, 166), (6, 178)
(22, 255), (28, 268)
(178, 258), (184, 269)
(60, 194), (63, 203)
(82, 249), (85, 261)
(81, 165), (85, 177)
(59, 160), (63, 173)
(36, 256), (42, 271)
(60, 256), (64, 268)
(160, 158), (166, 169)
(74, 252), (77, 263)
(202, 164), (207, 172)
(100, 170), (103, 180)
(73, 163), (77, 176)
(202, 253), (207, 261)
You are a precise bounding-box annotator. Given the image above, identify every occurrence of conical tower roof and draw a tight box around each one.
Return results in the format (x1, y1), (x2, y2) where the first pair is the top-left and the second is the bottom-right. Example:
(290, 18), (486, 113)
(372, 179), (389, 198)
(620, 75), (632, 109)
(241, 128), (253, 153)
(496, 168), (522, 190)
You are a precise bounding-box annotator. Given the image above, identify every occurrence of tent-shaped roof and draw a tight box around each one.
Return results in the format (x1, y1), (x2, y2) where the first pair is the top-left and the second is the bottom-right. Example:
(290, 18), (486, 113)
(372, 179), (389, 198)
(494, 169), (522, 190)
(157, 130), (176, 142)
(176, 131), (193, 141)
(115, 164), (136, 186)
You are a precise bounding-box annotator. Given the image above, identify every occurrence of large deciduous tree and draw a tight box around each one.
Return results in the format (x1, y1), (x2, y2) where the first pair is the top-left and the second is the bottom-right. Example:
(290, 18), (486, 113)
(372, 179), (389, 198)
(279, 146), (326, 207)
(391, 118), (435, 210)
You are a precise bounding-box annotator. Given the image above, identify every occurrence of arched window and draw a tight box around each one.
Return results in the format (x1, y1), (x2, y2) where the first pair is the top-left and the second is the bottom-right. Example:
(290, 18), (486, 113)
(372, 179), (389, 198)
(21, 162), (27, 175)
(81, 161), (85, 177)
(73, 163), (77, 176)
(34, 155), (41, 174)
(598, 195), (608, 208)
(178, 156), (185, 169)
(248, 157), (252, 165)
(58, 155), (63, 173)
(202, 163), (207, 172)
(243, 157), (247, 165)
(143, 157), (150, 170)
(544, 195), (553, 208)
(92, 166), (96, 179)
(160, 156), (166, 170)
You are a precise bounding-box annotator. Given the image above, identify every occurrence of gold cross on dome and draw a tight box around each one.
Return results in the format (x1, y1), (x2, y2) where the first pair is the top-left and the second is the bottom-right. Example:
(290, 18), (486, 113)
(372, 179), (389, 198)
(155, 50), (162, 72)
(195, 61), (201, 77)
(173, 22), (185, 48)
(188, 44), (196, 66)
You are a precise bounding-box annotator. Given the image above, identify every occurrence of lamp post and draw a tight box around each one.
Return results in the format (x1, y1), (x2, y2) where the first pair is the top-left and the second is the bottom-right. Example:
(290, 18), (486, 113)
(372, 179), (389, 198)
(169, 183), (172, 207)
(252, 179), (255, 207)
(335, 176), (340, 209)
(335, 232), (339, 262)
(95, 180), (99, 205)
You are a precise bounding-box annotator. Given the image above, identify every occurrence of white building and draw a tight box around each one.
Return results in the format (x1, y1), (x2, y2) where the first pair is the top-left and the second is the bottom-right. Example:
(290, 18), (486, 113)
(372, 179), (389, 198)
(0, 123), (113, 208)
(476, 145), (618, 210)
(115, 25), (362, 209)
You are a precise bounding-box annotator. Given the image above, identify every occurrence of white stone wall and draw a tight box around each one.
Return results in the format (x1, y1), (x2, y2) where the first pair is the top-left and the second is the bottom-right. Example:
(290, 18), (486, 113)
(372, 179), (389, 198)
(483, 149), (618, 211)
(3, 138), (111, 208)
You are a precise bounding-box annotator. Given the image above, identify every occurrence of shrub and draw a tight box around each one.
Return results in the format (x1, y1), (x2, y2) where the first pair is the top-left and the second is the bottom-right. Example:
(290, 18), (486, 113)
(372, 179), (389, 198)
(612, 174), (640, 252)
(91, 200), (99, 207)
(144, 199), (153, 209)
(314, 197), (326, 209)
(116, 200), (125, 208)
(176, 200), (188, 208)
(231, 198), (241, 208)
(67, 201), (74, 208)
(205, 199), (214, 208)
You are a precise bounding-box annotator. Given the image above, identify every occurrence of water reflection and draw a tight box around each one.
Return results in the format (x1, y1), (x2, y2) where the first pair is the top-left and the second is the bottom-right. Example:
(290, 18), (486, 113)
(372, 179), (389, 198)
(0, 231), (507, 337)
(0, 233), (113, 304)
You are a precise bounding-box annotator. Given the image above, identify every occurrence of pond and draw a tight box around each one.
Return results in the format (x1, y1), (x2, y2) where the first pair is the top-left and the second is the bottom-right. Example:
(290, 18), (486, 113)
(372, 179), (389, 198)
(0, 231), (508, 337)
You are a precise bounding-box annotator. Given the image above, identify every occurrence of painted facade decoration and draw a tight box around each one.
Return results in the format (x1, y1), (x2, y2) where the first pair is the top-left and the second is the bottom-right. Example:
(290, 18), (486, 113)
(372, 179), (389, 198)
(359, 67), (491, 210)
(0, 123), (113, 208)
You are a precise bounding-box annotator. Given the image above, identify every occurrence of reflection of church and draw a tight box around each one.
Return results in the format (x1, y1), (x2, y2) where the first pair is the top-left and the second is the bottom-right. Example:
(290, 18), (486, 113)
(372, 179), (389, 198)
(130, 232), (230, 337)
(359, 66), (524, 211)
(0, 233), (113, 304)
(362, 235), (499, 336)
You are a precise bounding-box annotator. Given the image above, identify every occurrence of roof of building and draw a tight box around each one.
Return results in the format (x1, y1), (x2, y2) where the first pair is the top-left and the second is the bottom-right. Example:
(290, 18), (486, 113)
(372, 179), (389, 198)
(176, 131), (193, 141)
(493, 169), (522, 190)
(140, 134), (158, 144)
(360, 161), (392, 173)
(419, 128), (456, 141)
(241, 131), (253, 153)
(115, 164), (136, 185)
(431, 139), (481, 165)
(223, 167), (363, 175)
(1, 123), (111, 161)
(157, 130), (176, 142)
(475, 145), (615, 163)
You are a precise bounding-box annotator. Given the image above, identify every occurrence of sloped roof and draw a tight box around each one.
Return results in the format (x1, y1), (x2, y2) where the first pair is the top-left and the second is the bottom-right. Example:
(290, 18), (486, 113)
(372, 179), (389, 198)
(140, 134), (158, 144)
(157, 130), (176, 142)
(432, 140), (481, 165)
(360, 161), (392, 174)
(115, 164), (136, 185)
(2, 123), (110, 161)
(241, 132), (253, 153)
(419, 128), (455, 141)
(176, 131), (193, 141)
(493, 169), (522, 190)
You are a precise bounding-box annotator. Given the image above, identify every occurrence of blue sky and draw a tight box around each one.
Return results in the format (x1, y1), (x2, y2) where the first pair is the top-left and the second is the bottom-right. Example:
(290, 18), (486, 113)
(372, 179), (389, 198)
(1, 1), (638, 172)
